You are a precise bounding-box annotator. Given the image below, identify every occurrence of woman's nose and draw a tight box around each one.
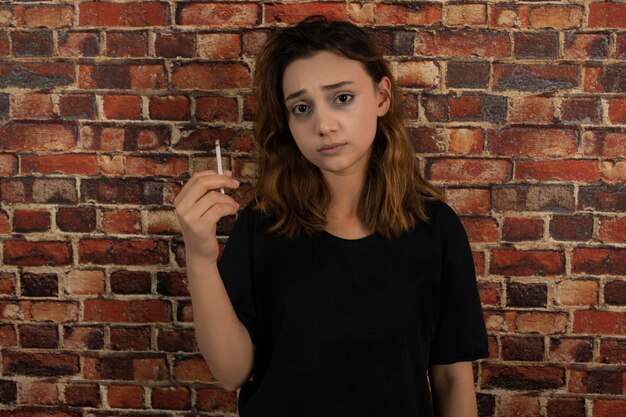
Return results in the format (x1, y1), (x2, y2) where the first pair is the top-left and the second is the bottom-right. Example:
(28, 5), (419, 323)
(315, 105), (338, 136)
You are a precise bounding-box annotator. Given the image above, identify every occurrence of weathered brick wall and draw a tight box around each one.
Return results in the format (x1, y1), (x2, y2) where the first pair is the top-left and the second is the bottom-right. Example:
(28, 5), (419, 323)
(0, 1), (624, 416)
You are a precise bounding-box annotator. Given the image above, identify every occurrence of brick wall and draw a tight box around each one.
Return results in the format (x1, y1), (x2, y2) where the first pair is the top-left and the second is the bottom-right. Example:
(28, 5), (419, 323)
(0, 1), (624, 416)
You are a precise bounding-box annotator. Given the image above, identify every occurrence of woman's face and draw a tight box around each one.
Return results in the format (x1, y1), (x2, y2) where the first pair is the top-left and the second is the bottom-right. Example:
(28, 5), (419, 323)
(282, 50), (390, 181)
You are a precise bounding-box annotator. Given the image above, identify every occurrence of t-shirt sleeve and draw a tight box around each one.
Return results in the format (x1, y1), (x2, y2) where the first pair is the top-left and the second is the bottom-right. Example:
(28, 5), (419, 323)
(217, 204), (258, 347)
(429, 201), (489, 365)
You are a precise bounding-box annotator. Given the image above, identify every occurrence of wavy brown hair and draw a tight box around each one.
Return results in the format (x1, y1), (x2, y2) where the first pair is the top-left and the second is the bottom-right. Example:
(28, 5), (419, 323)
(252, 15), (443, 239)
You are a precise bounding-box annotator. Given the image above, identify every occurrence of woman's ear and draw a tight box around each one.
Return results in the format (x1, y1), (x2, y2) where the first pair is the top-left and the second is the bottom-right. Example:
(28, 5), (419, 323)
(376, 76), (392, 117)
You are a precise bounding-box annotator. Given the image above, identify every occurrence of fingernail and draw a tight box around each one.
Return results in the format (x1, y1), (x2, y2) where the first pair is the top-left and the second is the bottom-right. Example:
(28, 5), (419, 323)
(233, 179), (240, 186)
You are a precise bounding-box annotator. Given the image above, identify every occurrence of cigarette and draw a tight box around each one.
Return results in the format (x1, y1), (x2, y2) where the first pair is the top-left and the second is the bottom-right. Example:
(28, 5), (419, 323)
(215, 140), (225, 194)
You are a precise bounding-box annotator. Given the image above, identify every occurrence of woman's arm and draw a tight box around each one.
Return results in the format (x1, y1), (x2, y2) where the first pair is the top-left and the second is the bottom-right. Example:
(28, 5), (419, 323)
(429, 361), (479, 417)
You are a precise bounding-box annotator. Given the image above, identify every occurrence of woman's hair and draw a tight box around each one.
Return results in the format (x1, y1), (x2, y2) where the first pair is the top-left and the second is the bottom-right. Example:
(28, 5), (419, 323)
(252, 15), (443, 239)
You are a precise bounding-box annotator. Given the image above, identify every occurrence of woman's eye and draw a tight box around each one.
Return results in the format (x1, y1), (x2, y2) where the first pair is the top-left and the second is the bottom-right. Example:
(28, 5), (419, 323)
(335, 94), (353, 104)
(292, 104), (310, 115)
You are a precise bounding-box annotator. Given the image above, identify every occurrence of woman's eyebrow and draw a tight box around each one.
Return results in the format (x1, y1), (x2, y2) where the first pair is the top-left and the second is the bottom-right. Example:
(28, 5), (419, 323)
(284, 81), (354, 102)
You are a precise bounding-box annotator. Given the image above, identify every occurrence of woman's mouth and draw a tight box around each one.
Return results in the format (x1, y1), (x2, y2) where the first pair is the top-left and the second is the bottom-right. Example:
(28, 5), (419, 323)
(318, 143), (346, 155)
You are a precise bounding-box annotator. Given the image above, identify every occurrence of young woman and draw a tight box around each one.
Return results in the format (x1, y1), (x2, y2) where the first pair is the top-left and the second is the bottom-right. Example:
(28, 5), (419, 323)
(174, 16), (488, 417)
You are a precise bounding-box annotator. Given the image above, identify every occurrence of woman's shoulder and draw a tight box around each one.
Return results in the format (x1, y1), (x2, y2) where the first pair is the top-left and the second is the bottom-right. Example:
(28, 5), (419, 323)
(422, 198), (460, 225)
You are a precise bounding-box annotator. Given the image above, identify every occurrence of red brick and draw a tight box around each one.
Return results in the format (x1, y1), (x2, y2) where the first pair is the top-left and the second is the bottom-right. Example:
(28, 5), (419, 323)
(173, 126), (253, 152)
(147, 210), (180, 235)
(21, 300), (79, 322)
(582, 131), (626, 157)
(78, 125), (125, 151)
(550, 215), (594, 242)
(427, 158), (510, 183)
(494, 64), (579, 91)
(149, 95), (190, 121)
(62, 326), (104, 350)
(83, 356), (132, 380)
(589, 3), (626, 29)
(131, 64), (168, 90)
(554, 279), (598, 307)
(133, 357), (168, 381)
(516, 160), (599, 182)
(103, 94), (142, 120)
(172, 356), (214, 383)
(3, 240), (71, 266)
(21, 154), (98, 175)
(376, 3), (442, 26)
(196, 96), (238, 122)
(0, 210), (9, 234)
(509, 96), (554, 124)
(482, 363), (565, 390)
(445, 189), (489, 215)
(156, 272), (189, 297)
(11, 93), (54, 119)
(13, 5), (73, 29)
(573, 310), (625, 335)
(561, 97), (602, 124)
(549, 337), (594, 363)
(79, 238), (169, 265)
(197, 33), (241, 59)
(618, 34), (626, 59)
(171, 63), (249, 90)
(593, 399), (626, 417)
(608, 98), (626, 124)
(502, 217), (543, 241)
(490, 249), (564, 276)
(84, 299), (170, 323)
(445, 4), (486, 27)
(155, 33), (194, 58)
(58, 31), (99, 57)
(196, 386), (237, 413)
(569, 369), (623, 394)
(448, 128), (485, 155)
(497, 395), (540, 417)
(415, 30), (510, 58)
(110, 326), (150, 350)
(0, 123), (75, 151)
(152, 386), (190, 410)
(473, 251), (485, 277)
(448, 94), (506, 122)
(107, 384), (144, 409)
(97, 154), (124, 176)
(528, 6), (584, 29)
(101, 209), (142, 234)
(79, 1), (168, 27)
(515, 312), (568, 334)
(478, 281), (501, 306)
(0, 323), (17, 347)
(487, 127), (577, 157)
(265, 3), (346, 24)
(65, 383), (100, 407)
(599, 339), (626, 364)
(572, 248), (626, 275)
(56, 207), (96, 233)
(579, 185), (626, 212)
(583, 64), (626, 93)
(13, 209), (50, 233)
(547, 397), (585, 417)
(19, 324), (58, 348)
(78, 63), (167, 90)
(447, 61), (490, 89)
(604, 279), (626, 306)
(178, 3), (258, 26)
(106, 31), (148, 57)
(59, 94), (96, 119)
(460, 217), (498, 243)
(0, 272), (15, 296)
(598, 217), (626, 243)
(347, 2), (374, 25)
(80, 178), (163, 205)
(12, 30), (53, 57)
(564, 33), (609, 60)
(489, 4), (519, 29)
(126, 155), (188, 177)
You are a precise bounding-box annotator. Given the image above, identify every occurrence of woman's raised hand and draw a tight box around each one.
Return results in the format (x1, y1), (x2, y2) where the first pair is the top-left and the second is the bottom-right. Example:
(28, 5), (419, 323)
(174, 170), (240, 263)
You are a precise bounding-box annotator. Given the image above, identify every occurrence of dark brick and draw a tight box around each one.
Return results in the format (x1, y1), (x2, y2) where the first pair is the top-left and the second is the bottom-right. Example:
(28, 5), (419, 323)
(124, 125), (171, 150)
(0, 380), (17, 404)
(65, 383), (100, 407)
(578, 185), (626, 212)
(494, 63), (578, 91)
(446, 61), (490, 88)
(482, 364), (565, 390)
(110, 270), (151, 294)
(13, 209), (50, 232)
(106, 31), (148, 57)
(56, 207), (97, 232)
(63, 326), (105, 350)
(157, 328), (196, 352)
(87, 356), (133, 380)
(58, 31), (100, 56)
(604, 280), (626, 305)
(597, 64), (626, 93)
(3, 352), (79, 377)
(547, 397), (585, 417)
(507, 282), (548, 307)
(492, 184), (575, 212)
(502, 336), (544, 361)
(19, 324), (59, 348)
(550, 215), (594, 241)
(155, 33), (194, 58)
(561, 97), (602, 123)
(89, 64), (131, 89)
(0, 93), (8, 119)
(0, 62), (74, 88)
(515, 32), (559, 59)
(156, 272), (189, 296)
(477, 393), (495, 417)
(110, 326), (151, 351)
(21, 273), (58, 297)
(81, 179), (163, 205)
(59, 94), (96, 119)
(377, 28), (415, 56)
(12, 30), (53, 57)
(571, 369), (623, 394)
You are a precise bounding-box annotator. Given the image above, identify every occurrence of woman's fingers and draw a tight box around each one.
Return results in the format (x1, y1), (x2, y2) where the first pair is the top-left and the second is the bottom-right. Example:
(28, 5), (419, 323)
(175, 171), (240, 213)
(184, 191), (239, 223)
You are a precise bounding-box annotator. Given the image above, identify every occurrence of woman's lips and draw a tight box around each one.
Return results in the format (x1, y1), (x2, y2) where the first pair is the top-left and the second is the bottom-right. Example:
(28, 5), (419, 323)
(318, 143), (346, 155)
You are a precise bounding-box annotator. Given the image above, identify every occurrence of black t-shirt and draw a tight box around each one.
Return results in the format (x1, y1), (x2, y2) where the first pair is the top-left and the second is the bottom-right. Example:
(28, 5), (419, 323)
(217, 199), (488, 417)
